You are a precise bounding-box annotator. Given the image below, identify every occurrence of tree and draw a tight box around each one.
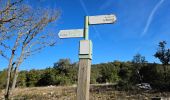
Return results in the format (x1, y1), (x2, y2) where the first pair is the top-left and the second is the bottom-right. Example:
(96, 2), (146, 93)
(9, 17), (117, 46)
(97, 63), (119, 83)
(53, 59), (77, 85)
(67, 62), (78, 84)
(0, 0), (60, 99)
(132, 53), (147, 83)
(132, 53), (146, 65)
(140, 63), (164, 89)
(37, 68), (56, 86)
(154, 41), (170, 65)
(119, 62), (132, 82)
(154, 41), (170, 81)
(91, 65), (100, 84)
(26, 69), (42, 87)
(17, 71), (27, 87)
(54, 59), (71, 75)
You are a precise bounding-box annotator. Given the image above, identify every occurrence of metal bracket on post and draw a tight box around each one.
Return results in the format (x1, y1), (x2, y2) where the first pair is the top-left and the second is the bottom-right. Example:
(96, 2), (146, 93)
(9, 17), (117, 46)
(79, 40), (93, 59)
(84, 16), (89, 40)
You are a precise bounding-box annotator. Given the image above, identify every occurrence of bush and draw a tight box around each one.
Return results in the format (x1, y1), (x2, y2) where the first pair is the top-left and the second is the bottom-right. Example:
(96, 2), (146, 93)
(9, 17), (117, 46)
(55, 76), (71, 86)
(37, 70), (56, 86)
(26, 70), (42, 87)
(0, 69), (7, 89)
(117, 80), (135, 91)
(17, 71), (27, 87)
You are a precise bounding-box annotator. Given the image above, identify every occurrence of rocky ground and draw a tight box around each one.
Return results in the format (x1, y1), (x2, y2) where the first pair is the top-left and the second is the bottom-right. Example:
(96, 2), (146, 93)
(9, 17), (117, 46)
(0, 85), (170, 100)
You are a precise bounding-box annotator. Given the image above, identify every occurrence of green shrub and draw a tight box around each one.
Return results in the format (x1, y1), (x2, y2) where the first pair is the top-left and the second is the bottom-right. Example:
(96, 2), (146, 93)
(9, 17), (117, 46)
(0, 69), (7, 89)
(55, 76), (71, 86)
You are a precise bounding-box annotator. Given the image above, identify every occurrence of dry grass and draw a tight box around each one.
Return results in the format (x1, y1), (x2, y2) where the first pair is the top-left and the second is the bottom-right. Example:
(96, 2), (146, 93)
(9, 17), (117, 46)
(0, 85), (170, 100)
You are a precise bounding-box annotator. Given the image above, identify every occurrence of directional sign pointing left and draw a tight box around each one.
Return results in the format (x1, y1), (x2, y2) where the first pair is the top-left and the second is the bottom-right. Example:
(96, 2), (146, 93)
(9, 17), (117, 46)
(58, 29), (84, 38)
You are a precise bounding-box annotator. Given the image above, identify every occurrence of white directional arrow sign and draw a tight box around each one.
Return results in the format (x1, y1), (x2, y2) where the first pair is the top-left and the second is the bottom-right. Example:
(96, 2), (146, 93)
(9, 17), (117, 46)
(89, 14), (116, 25)
(58, 29), (84, 38)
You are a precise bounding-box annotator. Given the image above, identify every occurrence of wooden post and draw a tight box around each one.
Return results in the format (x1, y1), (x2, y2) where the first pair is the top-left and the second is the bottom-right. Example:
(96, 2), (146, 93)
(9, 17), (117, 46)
(77, 16), (92, 100)
(77, 58), (91, 100)
(58, 14), (116, 100)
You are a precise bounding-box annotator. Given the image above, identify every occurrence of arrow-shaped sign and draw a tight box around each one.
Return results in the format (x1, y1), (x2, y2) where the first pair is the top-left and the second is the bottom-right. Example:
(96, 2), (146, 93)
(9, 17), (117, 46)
(89, 14), (116, 25)
(58, 29), (84, 38)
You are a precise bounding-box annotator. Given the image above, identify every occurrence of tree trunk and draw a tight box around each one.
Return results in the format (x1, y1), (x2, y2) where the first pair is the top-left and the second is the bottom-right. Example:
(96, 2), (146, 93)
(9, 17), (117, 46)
(5, 54), (15, 100)
(11, 67), (19, 95)
(5, 35), (20, 99)
(10, 47), (24, 97)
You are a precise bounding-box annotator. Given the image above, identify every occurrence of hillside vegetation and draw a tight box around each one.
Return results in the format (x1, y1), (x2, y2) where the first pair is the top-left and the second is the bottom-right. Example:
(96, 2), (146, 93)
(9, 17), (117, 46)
(0, 58), (170, 91)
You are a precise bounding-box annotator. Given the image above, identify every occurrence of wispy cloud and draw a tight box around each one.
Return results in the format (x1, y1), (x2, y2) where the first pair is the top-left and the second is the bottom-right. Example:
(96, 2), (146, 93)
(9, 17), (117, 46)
(92, 26), (102, 40)
(79, 0), (89, 15)
(100, 1), (114, 10)
(141, 0), (165, 37)
(78, 0), (102, 40)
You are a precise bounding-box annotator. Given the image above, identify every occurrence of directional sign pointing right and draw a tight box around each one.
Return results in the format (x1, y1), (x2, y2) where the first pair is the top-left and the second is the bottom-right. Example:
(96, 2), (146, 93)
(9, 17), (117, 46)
(89, 14), (116, 25)
(58, 29), (84, 38)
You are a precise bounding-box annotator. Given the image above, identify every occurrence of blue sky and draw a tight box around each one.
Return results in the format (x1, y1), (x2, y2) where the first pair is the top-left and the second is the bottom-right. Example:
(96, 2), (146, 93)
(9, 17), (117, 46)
(1, 0), (170, 70)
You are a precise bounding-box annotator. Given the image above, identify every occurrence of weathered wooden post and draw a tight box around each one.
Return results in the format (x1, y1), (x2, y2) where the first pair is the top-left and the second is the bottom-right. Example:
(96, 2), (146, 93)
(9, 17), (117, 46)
(58, 14), (116, 100)
(77, 14), (116, 100)
(77, 16), (92, 100)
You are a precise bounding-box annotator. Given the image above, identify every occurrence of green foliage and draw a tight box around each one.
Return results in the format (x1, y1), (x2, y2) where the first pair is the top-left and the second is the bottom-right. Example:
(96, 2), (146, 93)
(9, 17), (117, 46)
(154, 41), (170, 84)
(17, 71), (27, 87)
(54, 59), (78, 85)
(37, 68), (56, 86)
(119, 62), (132, 81)
(140, 63), (162, 83)
(131, 53), (147, 84)
(90, 65), (100, 84)
(154, 41), (170, 65)
(96, 63), (120, 83)
(132, 53), (147, 71)
(8, 57), (167, 91)
(4, 44), (169, 91)
(0, 69), (7, 89)
(132, 53), (146, 64)
(55, 75), (71, 85)
(66, 66), (78, 84)
(54, 59), (71, 75)
(26, 69), (42, 87)
(117, 80), (134, 91)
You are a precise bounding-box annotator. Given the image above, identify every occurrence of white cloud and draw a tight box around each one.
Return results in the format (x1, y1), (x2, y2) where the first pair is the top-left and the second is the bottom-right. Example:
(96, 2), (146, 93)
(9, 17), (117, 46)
(141, 0), (165, 37)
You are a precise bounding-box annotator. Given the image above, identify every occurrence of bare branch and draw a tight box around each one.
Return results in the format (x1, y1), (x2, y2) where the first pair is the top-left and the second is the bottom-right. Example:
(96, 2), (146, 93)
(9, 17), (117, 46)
(0, 42), (12, 50)
(0, 0), (23, 15)
(0, 50), (9, 61)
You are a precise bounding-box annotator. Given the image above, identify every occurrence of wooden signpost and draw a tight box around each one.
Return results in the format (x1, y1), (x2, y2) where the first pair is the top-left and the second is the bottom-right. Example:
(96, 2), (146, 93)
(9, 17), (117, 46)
(58, 29), (84, 38)
(58, 14), (116, 100)
(89, 14), (116, 25)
